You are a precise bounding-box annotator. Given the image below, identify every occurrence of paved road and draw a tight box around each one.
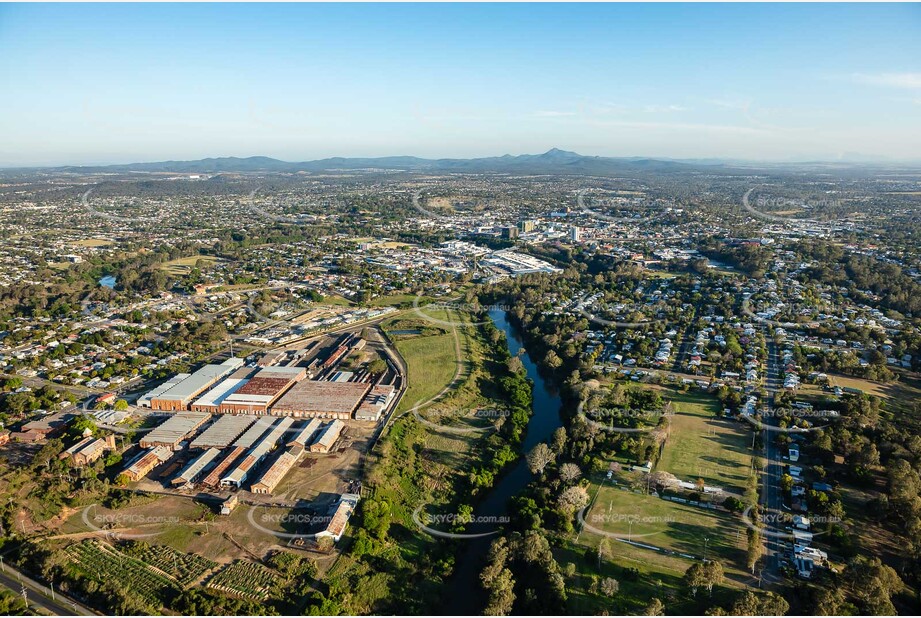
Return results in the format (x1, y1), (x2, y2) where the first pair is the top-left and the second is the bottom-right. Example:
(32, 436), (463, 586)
(760, 333), (786, 585)
(0, 561), (96, 615)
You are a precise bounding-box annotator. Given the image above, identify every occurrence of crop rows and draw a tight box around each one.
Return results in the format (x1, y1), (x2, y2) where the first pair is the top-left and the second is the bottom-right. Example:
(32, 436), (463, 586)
(66, 540), (178, 607)
(120, 541), (218, 587)
(205, 560), (281, 600)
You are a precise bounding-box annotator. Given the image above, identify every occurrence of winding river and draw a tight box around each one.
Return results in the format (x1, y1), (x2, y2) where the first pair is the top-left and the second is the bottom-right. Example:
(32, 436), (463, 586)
(440, 309), (564, 613)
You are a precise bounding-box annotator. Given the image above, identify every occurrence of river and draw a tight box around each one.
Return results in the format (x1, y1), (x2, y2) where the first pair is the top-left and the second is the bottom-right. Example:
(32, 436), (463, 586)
(440, 308), (564, 613)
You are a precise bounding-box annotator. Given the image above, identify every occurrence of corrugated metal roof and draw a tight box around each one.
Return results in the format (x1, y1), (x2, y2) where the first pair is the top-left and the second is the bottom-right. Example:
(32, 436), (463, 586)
(191, 414), (258, 449)
(272, 380), (370, 415)
(174, 447), (222, 483)
(140, 412), (210, 446)
(222, 417), (294, 485)
(251, 446), (302, 492)
(313, 419), (344, 450)
(288, 419), (323, 447)
(154, 358), (244, 403)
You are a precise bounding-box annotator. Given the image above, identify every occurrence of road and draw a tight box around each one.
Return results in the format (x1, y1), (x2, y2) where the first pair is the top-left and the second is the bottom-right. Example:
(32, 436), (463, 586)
(0, 560), (96, 615)
(760, 332), (786, 585)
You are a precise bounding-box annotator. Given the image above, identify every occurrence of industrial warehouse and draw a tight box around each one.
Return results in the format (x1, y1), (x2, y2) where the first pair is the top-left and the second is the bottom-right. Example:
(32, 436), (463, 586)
(119, 330), (403, 500)
(137, 334), (399, 423)
(125, 407), (359, 495)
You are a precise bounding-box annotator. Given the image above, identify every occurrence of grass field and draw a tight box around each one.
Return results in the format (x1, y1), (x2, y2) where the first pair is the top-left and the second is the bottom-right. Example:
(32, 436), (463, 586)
(369, 293), (420, 307)
(584, 484), (746, 564)
(71, 238), (114, 247)
(160, 255), (224, 275)
(384, 306), (462, 414)
(656, 390), (752, 493)
(568, 482), (749, 614)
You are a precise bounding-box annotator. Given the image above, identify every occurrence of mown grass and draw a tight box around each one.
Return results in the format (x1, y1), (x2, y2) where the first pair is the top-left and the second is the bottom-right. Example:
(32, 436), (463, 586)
(583, 483), (747, 573)
(657, 390), (752, 493)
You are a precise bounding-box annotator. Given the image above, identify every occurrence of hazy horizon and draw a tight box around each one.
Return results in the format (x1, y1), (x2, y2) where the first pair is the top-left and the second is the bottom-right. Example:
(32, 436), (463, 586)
(1, 2), (920, 166)
(4, 147), (921, 170)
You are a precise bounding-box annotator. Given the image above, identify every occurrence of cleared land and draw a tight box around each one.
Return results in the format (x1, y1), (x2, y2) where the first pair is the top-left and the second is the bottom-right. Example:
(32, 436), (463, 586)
(160, 255), (224, 275)
(384, 307), (462, 414)
(584, 484), (745, 563)
(71, 238), (114, 247)
(657, 390), (752, 493)
(568, 480), (750, 614)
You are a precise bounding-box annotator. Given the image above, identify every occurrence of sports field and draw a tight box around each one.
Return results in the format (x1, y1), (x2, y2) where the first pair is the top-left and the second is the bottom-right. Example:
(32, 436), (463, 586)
(583, 484), (745, 563)
(656, 390), (752, 493)
(569, 481), (749, 615)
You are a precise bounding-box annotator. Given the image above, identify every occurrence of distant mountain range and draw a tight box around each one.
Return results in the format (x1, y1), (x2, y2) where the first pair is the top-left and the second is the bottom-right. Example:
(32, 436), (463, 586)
(25, 149), (727, 175)
(8, 149), (915, 175)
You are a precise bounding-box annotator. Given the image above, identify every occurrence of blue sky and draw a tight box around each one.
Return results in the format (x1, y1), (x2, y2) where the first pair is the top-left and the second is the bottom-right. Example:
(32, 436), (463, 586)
(1, 2), (920, 165)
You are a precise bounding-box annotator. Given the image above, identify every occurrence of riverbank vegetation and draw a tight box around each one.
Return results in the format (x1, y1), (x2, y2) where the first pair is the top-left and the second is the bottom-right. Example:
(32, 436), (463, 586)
(315, 304), (533, 613)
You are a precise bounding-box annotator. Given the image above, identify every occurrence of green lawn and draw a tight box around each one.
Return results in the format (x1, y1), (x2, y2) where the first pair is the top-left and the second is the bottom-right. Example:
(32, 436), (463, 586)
(369, 293), (420, 307)
(657, 390), (752, 493)
(567, 482), (750, 614)
(584, 483), (746, 566)
(384, 306), (462, 414)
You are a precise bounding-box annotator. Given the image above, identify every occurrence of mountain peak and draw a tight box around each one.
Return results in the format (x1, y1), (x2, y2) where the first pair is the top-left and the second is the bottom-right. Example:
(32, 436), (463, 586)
(540, 148), (581, 159)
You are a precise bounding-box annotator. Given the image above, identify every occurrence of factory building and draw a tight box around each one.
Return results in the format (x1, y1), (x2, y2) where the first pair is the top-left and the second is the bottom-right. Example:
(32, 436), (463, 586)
(310, 419), (345, 453)
(218, 366), (306, 414)
(63, 434), (117, 467)
(190, 366), (257, 413)
(190, 414), (258, 449)
(271, 379), (371, 420)
(139, 412), (210, 450)
(250, 446), (303, 494)
(137, 373), (190, 408)
(257, 350), (287, 367)
(287, 418), (323, 448)
(201, 447), (246, 488)
(354, 385), (396, 422)
(220, 417), (295, 488)
(122, 446), (173, 482)
(146, 358), (244, 411)
(171, 447), (222, 487)
(315, 493), (360, 543)
(200, 416), (280, 487)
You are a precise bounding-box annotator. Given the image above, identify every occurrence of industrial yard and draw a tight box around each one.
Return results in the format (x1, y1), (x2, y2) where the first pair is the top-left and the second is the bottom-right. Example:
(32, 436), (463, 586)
(45, 323), (408, 566)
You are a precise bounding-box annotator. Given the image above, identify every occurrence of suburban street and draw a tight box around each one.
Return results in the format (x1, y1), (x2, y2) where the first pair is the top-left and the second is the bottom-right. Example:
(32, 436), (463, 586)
(761, 333), (786, 585)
